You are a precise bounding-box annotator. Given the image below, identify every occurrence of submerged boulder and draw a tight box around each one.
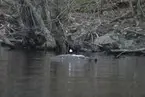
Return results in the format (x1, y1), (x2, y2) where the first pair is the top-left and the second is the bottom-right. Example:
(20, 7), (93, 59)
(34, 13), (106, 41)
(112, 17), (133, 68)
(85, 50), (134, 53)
(94, 33), (116, 46)
(50, 54), (97, 63)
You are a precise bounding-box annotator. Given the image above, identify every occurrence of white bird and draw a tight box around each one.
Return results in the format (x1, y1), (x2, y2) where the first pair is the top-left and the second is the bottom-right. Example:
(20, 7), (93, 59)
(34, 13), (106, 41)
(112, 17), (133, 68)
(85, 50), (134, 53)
(69, 49), (73, 53)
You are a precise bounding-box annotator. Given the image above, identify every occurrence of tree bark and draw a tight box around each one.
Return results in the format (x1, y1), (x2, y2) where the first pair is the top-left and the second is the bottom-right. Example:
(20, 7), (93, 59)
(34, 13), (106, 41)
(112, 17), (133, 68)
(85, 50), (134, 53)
(50, 0), (69, 54)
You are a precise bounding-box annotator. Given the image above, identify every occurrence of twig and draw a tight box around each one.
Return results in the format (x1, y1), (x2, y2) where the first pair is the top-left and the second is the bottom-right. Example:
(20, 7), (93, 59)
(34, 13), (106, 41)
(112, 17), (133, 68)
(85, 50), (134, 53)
(116, 51), (126, 58)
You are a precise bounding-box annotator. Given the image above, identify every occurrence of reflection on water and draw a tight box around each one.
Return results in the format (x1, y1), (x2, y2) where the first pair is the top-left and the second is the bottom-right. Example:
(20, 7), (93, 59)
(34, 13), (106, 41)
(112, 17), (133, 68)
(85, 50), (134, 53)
(0, 47), (145, 97)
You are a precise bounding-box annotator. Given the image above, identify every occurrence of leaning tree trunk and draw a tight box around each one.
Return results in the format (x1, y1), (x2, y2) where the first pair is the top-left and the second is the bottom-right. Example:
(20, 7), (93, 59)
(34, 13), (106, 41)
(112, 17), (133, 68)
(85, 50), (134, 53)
(18, 0), (56, 49)
(50, 0), (69, 54)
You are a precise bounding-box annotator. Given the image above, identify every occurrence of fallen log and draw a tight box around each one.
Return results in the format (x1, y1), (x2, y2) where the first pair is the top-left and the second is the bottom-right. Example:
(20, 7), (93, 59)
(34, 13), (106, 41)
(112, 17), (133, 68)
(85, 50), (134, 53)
(109, 48), (145, 58)
(0, 34), (15, 48)
(110, 48), (145, 53)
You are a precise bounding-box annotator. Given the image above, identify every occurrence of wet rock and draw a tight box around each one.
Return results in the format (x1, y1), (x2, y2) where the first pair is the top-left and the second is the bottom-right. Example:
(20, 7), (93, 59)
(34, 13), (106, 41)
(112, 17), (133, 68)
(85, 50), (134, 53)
(50, 54), (97, 63)
(94, 33), (116, 46)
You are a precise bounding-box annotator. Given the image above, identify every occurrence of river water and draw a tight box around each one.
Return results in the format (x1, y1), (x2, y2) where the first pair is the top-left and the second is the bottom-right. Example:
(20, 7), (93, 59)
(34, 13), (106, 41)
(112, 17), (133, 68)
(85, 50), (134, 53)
(0, 47), (145, 97)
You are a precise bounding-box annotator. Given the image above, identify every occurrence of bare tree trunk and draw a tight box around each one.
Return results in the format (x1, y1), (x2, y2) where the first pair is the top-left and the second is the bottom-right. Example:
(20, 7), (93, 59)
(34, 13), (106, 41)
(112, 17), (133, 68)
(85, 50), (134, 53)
(50, 0), (69, 54)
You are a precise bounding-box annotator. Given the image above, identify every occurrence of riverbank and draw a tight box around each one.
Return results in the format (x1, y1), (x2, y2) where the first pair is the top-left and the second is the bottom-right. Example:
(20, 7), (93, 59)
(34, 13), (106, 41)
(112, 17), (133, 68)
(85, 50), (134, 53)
(1, 9), (145, 56)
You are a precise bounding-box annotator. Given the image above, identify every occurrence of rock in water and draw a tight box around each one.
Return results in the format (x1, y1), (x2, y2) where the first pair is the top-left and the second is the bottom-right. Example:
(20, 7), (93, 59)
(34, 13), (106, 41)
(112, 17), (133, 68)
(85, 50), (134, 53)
(50, 54), (97, 63)
(50, 54), (97, 77)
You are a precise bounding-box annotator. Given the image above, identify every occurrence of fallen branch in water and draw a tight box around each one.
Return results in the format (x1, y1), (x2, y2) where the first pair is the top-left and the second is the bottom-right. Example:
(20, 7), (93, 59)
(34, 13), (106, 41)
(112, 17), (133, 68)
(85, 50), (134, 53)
(115, 51), (126, 58)
(110, 48), (145, 53)
(0, 34), (15, 48)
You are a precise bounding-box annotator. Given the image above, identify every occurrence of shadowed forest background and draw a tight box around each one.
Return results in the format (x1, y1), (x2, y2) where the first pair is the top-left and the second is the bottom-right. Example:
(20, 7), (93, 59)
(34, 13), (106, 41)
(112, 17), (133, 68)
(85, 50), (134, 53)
(0, 0), (145, 56)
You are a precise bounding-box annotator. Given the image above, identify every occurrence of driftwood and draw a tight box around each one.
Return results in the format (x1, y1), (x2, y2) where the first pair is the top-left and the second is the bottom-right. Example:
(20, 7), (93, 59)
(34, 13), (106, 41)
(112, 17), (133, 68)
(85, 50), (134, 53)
(110, 48), (145, 58)
(110, 48), (145, 53)
(0, 36), (15, 48)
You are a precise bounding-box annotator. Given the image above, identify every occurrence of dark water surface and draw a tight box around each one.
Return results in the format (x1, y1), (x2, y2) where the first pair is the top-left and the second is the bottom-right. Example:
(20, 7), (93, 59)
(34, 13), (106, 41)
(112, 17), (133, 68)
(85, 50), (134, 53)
(0, 47), (145, 97)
